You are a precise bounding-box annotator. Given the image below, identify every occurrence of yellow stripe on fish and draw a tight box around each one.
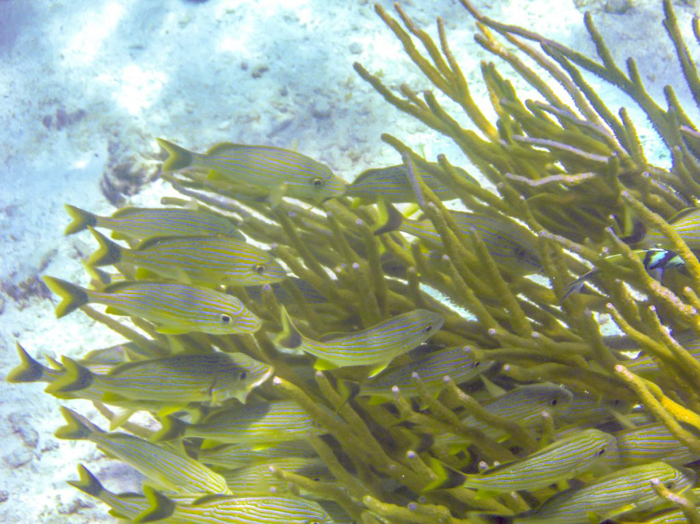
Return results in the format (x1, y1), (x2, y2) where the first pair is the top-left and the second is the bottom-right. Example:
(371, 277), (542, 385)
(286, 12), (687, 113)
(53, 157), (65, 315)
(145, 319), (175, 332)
(42, 276), (261, 335)
(153, 400), (323, 447)
(64, 204), (244, 240)
(57, 408), (230, 495)
(194, 440), (316, 470)
(275, 307), (444, 377)
(45, 351), (273, 405)
(87, 228), (287, 286)
(157, 138), (346, 206)
(611, 422), (700, 467)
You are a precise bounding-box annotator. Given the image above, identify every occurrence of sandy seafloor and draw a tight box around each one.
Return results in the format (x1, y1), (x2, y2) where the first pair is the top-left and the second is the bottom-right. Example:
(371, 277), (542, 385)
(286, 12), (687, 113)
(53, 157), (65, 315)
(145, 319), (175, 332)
(0, 0), (698, 521)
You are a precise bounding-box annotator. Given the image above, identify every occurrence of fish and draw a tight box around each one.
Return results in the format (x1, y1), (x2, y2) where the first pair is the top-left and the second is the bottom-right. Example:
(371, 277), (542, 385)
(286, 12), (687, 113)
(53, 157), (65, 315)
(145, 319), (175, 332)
(275, 307), (444, 377)
(194, 440), (317, 470)
(346, 162), (476, 204)
(153, 400), (323, 448)
(136, 486), (336, 524)
(86, 227), (287, 286)
(562, 249), (686, 300)
(559, 393), (633, 428)
(375, 203), (542, 276)
(57, 407), (230, 495)
(359, 346), (486, 402)
(68, 465), (334, 524)
(610, 422), (700, 467)
(625, 331), (700, 381)
(64, 204), (244, 240)
(246, 277), (328, 305)
(488, 462), (696, 524)
(45, 351), (273, 405)
(442, 429), (616, 493)
(42, 277), (261, 335)
(434, 384), (573, 448)
(157, 138), (346, 206)
(220, 457), (333, 497)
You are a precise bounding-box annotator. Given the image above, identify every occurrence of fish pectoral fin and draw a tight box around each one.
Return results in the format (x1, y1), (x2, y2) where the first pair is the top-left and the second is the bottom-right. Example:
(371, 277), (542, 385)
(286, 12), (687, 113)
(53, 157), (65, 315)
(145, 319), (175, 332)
(314, 358), (338, 371)
(200, 438), (225, 450)
(155, 325), (191, 335)
(268, 182), (289, 208)
(134, 268), (160, 280)
(367, 362), (390, 378)
(100, 392), (129, 403)
(474, 489), (501, 501)
(104, 306), (129, 316)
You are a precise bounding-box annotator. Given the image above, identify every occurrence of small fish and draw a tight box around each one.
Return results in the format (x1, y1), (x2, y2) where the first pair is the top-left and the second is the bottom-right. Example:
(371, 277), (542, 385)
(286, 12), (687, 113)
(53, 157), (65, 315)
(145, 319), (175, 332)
(42, 277), (261, 335)
(87, 227), (287, 286)
(562, 249), (686, 300)
(45, 351), (273, 405)
(559, 393), (633, 428)
(610, 422), (700, 467)
(57, 407), (230, 495)
(360, 346), (486, 402)
(221, 457), (333, 497)
(64, 204), (244, 240)
(347, 163), (475, 204)
(444, 429), (616, 493)
(157, 138), (346, 206)
(153, 400), (323, 447)
(434, 384), (573, 448)
(194, 440), (316, 470)
(275, 307), (444, 377)
(490, 462), (696, 524)
(375, 204), (542, 275)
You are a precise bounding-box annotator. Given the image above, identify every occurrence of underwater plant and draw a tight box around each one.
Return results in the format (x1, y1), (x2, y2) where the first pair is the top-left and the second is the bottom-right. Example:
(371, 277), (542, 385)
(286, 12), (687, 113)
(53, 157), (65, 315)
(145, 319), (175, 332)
(11, 0), (700, 522)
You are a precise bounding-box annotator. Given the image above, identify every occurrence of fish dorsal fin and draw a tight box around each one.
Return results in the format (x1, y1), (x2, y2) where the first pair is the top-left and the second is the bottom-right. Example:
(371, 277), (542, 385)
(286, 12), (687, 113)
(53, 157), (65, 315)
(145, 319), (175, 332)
(205, 142), (240, 155)
(111, 207), (139, 218)
(275, 307), (303, 349)
(319, 331), (346, 342)
(102, 281), (137, 294)
(191, 494), (234, 506)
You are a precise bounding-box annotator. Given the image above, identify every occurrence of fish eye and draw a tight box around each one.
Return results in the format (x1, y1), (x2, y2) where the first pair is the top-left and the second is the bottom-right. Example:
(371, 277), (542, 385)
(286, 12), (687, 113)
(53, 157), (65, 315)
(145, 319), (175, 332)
(666, 481), (675, 489)
(220, 314), (232, 324)
(240, 371), (248, 380)
(550, 398), (558, 406)
(424, 325), (432, 333)
(255, 264), (266, 274)
(312, 177), (324, 188)
(597, 446), (606, 456)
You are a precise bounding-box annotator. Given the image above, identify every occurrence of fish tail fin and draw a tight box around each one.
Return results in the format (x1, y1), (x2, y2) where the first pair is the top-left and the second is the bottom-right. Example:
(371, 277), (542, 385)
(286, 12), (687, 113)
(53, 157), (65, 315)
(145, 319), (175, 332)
(373, 199), (405, 236)
(64, 204), (98, 235)
(134, 485), (177, 524)
(275, 306), (303, 349)
(42, 276), (90, 318)
(86, 226), (123, 266)
(560, 270), (596, 302)
(421, 456), (465, 492)
(157, 138), (194, 172)
(68, 464), (105, 498)
(6, 342), (52, 383)
(151, 415), (187, 442)
(44, 356), (94, 394)
(55, 406), (103, 440)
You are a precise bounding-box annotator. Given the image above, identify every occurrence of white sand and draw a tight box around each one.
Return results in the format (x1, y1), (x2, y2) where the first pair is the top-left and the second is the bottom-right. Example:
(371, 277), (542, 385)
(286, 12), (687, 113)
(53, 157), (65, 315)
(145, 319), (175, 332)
(0, 0), (695, 521)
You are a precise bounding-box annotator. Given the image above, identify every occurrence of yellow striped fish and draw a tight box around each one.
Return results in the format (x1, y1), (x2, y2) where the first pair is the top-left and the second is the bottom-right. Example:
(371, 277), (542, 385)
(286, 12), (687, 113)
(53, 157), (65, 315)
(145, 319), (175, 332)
(560, 393), (633, 427)
(360, 346), (485, 401)
(87, 227), (287, 286)
(276, 308), (444, 377)
(153, 400), (322, 447)
(194, 440), (316, 469)
(221, 457), (333, 497)
(493, 462), (696, 524)
(157, 138), (346, 206)
(42, 277), (261, 335)
(611, 422), (700, 467)
(434, 384), (573, 449)
(45, 351), (273, 405)
(450, 429), (616, 493)
(136, 486), (335, 524)
(376, 205), (542, 276)
(626, 331), (700, 380)
(56, 408), (230, 495)
(347, 163), (475, 204)
(64, 204), (244, 240)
